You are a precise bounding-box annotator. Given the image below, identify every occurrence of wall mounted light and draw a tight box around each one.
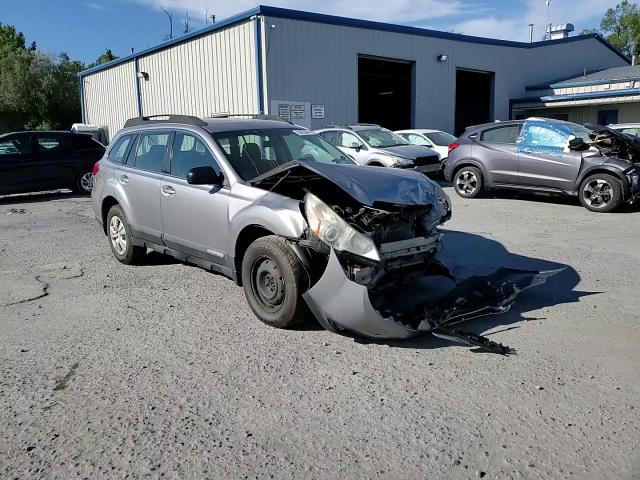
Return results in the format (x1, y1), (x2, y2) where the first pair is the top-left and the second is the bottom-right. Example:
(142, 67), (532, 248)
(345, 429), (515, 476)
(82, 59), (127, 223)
(136, 71), (150, 81)
(437, 54), (448, 62)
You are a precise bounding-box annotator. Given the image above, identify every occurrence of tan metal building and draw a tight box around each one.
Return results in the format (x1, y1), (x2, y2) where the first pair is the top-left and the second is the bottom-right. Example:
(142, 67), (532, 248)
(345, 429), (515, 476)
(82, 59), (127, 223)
(79, 6), (630, 141)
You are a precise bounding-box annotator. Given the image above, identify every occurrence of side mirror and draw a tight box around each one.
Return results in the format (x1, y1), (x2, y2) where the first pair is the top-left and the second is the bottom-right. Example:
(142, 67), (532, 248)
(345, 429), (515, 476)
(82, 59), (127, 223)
(568, 137), (588, 151)
(187, 166), (223, 185)
(350, 141), (363, 152)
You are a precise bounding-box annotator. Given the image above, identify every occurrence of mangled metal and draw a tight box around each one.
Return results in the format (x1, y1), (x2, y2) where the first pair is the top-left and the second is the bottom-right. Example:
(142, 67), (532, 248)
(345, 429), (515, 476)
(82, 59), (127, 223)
(251, 159), (556, 353)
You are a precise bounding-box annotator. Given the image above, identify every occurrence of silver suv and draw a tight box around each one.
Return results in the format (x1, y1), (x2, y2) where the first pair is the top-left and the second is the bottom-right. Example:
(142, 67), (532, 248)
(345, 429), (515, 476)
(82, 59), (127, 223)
(92, 115), (551, 350)
(315, 124), (442, 175)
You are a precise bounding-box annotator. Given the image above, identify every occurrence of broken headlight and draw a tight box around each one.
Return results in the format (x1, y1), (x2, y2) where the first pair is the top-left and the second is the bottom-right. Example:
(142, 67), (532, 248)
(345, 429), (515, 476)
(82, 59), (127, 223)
(304, 193), (380, 261)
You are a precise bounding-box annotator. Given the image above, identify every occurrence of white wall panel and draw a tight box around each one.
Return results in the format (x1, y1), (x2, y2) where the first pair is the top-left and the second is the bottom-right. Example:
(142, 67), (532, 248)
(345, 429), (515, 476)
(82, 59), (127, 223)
(82, 61), (138, 141)
(138, 20), (257, 119)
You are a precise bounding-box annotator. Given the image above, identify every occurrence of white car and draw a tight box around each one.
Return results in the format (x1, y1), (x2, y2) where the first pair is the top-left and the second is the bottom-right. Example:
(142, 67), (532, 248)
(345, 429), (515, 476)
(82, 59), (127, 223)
(395, 129), (457, 161)
(607, 123), (640, 137)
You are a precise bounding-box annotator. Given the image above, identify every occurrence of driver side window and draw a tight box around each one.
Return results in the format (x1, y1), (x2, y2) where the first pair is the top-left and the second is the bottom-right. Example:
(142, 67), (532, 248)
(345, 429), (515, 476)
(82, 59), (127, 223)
(339, 132), (360, 148)
(522, 124), (568, 148)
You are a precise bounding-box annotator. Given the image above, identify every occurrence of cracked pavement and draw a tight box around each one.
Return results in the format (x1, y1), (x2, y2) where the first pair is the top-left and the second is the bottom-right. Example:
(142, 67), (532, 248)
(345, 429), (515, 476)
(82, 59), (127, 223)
(0, 190), (638, 479)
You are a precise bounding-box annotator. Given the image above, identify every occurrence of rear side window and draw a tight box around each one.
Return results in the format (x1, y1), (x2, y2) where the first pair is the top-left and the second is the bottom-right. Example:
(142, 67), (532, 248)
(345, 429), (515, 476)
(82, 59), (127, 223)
(133, 132), (170, 173)
(108, 135), (133, 164)
(320, 130), (339, 146)
(72, 135), (102, 150)
(481, 126), (519, 144)
(170, 132), (220, 179)
(37, 134), (70, 153)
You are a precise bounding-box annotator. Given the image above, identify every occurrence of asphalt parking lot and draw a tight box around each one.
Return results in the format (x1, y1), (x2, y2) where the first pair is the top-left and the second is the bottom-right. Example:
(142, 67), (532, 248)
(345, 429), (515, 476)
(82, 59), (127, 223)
(0, 187), (638, 479)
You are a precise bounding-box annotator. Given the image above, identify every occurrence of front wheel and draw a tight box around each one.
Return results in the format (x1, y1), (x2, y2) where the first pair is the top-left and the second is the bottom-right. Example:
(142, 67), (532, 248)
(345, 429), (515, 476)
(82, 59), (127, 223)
(453, 166), (483, 198)
(241, 235), (309, 329)
(579, 173), (623, 213)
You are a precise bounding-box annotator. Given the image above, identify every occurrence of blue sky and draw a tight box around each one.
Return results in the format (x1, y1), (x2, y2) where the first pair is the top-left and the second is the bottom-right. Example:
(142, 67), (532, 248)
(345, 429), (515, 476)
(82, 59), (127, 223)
(1, 0), (622, 64)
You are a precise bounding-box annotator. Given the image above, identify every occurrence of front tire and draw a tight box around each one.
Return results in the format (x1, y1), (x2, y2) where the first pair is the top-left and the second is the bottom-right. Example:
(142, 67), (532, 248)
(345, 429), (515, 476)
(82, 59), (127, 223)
(453, 166), (483, 198)
(106, 205), (146, 264)
(241, 235), (309, 329)
(579, 173), (623, 213)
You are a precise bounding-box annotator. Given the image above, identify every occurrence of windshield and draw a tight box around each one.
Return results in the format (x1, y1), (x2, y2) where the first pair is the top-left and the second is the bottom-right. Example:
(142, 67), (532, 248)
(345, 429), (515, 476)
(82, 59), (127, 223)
(358, 128), (410, 148)
(425, 131), (457, 146)
(570, 124), (593, 143)
(212, 128), (355, 181)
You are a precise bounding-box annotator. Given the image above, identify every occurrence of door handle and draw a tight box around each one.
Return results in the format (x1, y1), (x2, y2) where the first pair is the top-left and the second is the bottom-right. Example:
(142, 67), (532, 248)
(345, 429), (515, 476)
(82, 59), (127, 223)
(161, 185), (176, 196)
(522, 148), (532, 154)
(119, 174), (130, 184)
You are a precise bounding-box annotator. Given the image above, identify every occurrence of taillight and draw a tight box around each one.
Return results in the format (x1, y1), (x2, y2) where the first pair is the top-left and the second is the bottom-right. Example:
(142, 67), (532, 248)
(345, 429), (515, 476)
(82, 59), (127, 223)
(448, 143), (459, 153)
(92, 162), (100, 177)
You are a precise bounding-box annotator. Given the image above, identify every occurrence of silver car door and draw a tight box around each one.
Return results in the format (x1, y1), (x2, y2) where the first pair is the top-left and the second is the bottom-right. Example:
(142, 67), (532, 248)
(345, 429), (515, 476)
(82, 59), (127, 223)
(118, 131), (170, 244)
(160, 130), (229, 265)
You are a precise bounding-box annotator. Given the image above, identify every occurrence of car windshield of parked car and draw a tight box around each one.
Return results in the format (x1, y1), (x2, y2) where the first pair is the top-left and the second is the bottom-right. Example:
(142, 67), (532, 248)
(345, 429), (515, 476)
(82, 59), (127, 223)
(425, 131), (457, 146)
(212, 128), (355, 181)
(358, 128), (410, 148)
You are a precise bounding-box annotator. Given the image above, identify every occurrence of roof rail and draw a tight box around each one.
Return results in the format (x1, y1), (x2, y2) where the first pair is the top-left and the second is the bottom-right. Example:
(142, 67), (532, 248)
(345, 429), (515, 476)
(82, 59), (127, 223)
(354, 123), (381, 127)
(123, 115), (207, 128)
(209, 112), (292, 124)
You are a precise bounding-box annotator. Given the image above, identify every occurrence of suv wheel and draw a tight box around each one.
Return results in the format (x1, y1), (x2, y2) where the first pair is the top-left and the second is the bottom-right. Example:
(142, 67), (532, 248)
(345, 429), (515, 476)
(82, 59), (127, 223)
(453, 166), (483, 198)
(241, 235), (309, 329)
(106, 205), (146, 264)
(74, 169), (94, 194)
(579, 173), (623, 213)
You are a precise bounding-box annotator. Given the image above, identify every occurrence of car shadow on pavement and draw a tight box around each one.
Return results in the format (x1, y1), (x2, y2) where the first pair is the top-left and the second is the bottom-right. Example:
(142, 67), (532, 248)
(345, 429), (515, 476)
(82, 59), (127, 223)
(438, 180), (640, 213)
(0, 190), (87, 205)
(338, 229), (596, 351)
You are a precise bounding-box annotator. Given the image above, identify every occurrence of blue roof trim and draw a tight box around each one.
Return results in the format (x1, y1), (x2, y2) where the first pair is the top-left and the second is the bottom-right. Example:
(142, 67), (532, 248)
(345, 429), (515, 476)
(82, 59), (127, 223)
(550, 77), (640, 88)
(79, 4), (630, 77)
(79, 6), (261, 76)
(512, 88), (640, 106)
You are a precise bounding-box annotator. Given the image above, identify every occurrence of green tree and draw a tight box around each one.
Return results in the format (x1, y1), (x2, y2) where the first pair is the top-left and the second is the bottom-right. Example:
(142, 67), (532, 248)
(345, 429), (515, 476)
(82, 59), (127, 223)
(0, 23), (87, 132)
(95, 48), (118, 65)
(598, 1), (640, 57)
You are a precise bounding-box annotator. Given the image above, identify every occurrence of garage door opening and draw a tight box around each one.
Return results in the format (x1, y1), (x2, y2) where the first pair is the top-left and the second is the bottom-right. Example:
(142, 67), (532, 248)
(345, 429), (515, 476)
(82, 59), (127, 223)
(358, 56), (413, 131)
(455, 68), (494, 135)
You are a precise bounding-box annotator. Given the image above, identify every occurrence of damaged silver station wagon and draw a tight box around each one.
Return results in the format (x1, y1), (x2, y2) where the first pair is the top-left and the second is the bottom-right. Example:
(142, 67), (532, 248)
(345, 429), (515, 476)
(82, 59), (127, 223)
(92, 115), (557, 353)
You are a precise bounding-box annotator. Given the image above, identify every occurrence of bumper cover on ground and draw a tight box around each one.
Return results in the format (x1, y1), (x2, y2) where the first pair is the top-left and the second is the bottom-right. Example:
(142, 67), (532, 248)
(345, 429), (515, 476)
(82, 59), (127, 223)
(303, 249), (561, 344)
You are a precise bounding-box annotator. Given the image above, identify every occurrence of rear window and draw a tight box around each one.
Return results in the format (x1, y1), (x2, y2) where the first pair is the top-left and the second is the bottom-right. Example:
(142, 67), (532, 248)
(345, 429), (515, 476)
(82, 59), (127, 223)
(107, 135), (133, 164)
(72, 134), (103, 150)
(481, 125), (519, 144)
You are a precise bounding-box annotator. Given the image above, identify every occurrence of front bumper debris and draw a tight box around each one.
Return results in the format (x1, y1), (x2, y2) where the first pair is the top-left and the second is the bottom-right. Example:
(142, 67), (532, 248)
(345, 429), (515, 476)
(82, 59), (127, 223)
(303, 249), (561, 353)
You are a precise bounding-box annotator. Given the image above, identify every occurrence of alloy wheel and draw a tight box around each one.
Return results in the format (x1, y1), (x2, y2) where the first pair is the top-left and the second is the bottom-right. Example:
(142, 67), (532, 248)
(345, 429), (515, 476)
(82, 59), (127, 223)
(109, 216), (127, 255)
(80, 172), (94, 192)
(456, 170), (478, 195)
(582, 178), (613, 208)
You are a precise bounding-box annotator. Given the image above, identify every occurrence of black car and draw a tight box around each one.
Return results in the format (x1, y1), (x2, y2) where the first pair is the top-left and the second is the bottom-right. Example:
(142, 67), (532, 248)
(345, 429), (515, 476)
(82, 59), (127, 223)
(0, 131), (105, 196)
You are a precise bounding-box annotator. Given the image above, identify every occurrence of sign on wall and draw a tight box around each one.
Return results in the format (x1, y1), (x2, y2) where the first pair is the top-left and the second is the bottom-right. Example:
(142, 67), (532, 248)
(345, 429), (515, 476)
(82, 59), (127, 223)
(311, 105), (325, 119)
(271, 100), (312, 129)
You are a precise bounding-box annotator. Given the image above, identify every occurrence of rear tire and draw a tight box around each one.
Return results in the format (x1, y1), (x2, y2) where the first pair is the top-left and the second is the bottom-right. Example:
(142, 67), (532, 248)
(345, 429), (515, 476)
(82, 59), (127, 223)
(453, 166), (483, 198)
(106, 205), (146, 265)
(74, 169), (94, 194)
(579, 173), (623, 213)
(241, 235), (309, 329)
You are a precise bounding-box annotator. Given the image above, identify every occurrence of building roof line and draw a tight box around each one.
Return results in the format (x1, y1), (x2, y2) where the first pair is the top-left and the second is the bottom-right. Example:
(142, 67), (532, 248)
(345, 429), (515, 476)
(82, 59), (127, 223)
(79, 4), (630, 77)
(511, 88), (640, 106)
